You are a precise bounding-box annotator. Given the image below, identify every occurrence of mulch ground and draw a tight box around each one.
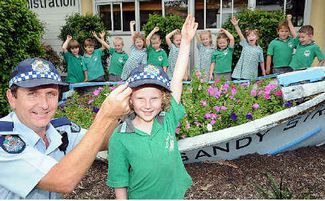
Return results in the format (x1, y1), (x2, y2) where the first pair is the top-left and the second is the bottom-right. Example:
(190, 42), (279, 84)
(64, 145), (325, 199)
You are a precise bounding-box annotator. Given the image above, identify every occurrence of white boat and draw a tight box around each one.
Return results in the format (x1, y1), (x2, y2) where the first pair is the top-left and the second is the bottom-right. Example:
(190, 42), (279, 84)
(179, 67), (325, 164)
(81, 67), (325, 164)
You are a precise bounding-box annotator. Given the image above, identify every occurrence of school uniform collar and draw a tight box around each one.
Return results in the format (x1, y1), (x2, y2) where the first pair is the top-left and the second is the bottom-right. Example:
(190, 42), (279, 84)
(118, 112), (165, 134)
(275, 37), (292, 42)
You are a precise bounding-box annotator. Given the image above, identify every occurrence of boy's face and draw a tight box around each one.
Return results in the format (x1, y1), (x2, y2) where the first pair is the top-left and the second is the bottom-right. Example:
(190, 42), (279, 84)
(70, 47), (80, 56)
(173, 34), (182, 47)
(277, 27), (290, 40)
(114, 41), (123, 52)
(135, 38), (144, 49)
(151, 39), (161, 50)
(217, 38), (228, 50)
(298, 32), (313, 45)
(84, 45), (94, 55)
(130, 86), (162, 124)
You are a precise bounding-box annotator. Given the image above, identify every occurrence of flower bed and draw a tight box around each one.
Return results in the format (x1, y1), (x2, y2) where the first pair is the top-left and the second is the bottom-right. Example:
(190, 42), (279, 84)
(56, 74), (294, 139)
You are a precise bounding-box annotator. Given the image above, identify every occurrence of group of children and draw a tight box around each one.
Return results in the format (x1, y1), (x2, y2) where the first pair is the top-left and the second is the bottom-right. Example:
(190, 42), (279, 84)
(61, 15), (325, 199)
(63, 14), (325, 84)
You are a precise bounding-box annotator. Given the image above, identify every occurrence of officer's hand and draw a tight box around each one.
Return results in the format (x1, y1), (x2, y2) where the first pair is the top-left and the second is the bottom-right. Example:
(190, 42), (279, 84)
(98, 83), (132, 119)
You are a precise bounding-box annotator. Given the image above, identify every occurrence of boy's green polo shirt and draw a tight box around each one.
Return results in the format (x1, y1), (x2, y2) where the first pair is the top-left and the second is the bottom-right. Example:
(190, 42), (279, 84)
(63, 52), (85, 83)
(289, 37), (325, 70)
(84, 49), (105, 81)
(107, 97), (192, 199)
(267, 37), (295, 68)
(108, 48), (128, 76)
(211, 46), (234, 73)
(147, 45), (168, 68)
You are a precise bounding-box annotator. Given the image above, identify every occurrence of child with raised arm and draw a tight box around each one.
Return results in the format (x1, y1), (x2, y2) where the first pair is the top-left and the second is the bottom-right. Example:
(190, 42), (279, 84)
(107, 37), (129, 82)
(195, 30), (215, 78)
(266, 15), (296, 75)
(231, 16), (265, 80)
(121, 21), (147, 80)
(166, 29), (181, 79)
(209, 28), (235, 81)
(288, 22), (325, 70)
(83, 31), (109, 82)
(107, 15), (198, 199)
(62, 35), (87, 83)
(146, 27), (168, 72)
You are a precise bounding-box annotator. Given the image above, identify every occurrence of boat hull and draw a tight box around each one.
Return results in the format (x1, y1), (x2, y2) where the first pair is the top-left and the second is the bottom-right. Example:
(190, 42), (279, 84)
(178, 93), (325, 164)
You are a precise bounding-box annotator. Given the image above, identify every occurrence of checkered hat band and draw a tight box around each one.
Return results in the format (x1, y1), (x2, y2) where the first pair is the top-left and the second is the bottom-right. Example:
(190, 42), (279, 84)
(9, 71), (61, 86)
(127, 72), (170, 87)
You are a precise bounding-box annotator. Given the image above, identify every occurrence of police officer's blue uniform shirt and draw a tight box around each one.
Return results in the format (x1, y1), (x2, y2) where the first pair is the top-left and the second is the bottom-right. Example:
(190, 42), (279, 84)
(0, 112), (86, 199)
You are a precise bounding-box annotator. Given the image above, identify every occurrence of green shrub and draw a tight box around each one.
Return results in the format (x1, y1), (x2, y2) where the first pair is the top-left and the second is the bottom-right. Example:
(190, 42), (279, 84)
(0, 0), (45, 117)
(142, 14), (185, 51)
(222, 9), (284, 71)
(58, 13), (108, 74)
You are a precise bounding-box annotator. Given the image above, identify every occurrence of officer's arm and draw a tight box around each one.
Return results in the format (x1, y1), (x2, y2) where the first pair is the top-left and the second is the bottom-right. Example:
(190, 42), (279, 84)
(37, 84), (131, 193)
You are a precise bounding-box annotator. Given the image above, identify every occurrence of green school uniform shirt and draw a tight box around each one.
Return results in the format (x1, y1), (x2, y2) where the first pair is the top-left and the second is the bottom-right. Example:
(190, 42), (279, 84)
(267, 37), (295, 68)
(108, 48), (129, 76)
(211, 46), (234, 73)
(147, 45), (168, 68)
(289, 37), (325, 70)
(83, 49), (105, 81)
(63, 51), (85, 83)
(107, 97), (192, 199)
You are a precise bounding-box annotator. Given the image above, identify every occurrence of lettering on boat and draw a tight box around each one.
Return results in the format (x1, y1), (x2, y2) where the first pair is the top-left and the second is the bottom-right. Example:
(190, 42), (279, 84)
(181, 106), (325, 163)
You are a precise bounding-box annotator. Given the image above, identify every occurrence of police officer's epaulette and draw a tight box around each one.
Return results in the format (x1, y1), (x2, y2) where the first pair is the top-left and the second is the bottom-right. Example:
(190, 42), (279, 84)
(51, 117), (81, 133)
(0, 121), (14, 132)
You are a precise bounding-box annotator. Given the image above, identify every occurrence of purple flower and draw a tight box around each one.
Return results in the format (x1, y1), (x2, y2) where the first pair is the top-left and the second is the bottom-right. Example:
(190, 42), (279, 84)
(201, 100), (207, 106)
(230, 112), (237, 121)
(204, 113), (211, 119)
(92, 107), (99, 113)
(285, 101), (293, 107)
(246, 112), (253, 120)
(252, 103), (260, 110)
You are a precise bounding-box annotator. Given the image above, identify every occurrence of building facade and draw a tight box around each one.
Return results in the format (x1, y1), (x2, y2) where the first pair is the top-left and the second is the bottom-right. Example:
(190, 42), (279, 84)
(28, 0), (325, 69)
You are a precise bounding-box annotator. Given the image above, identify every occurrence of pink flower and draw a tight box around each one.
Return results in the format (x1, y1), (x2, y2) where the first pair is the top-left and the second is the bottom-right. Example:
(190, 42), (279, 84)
(231, 86), (237, 96)
(221, 83), (229, 93)
(274, 90), (282, 97)
(240, 82), (250, 87)
(210, 113), (218, 119)
(264, 92), (271, 100)
(250, 89), (257, 96)
(252, 103), (260, 110)
(175, 127), (180, 134)
(221, 106), (227, 111)
(214, 106), (221, 112)
(265, 83), (277, 92)
(210, 119), (216, 125)
(204, 113), (211, 119)
(195, 71), (201, 78)
(201, 100), (207, 106)
(88, 99), (94, 104)
(93, 89), (101, 96)
(185, 121), (191, 129)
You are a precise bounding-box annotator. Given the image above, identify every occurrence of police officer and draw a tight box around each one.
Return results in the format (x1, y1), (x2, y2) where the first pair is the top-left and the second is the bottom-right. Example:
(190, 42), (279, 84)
(0, 58), (131, 199)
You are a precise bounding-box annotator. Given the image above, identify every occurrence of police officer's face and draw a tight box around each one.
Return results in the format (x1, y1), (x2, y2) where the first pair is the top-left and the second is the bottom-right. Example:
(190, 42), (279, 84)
(130, 86), (162, 124)
(7, 85), (59, 134)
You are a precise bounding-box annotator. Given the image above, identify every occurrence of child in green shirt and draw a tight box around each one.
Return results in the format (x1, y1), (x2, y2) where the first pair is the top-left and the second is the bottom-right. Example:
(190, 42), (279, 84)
(266, 15), (296, 74)
(288, 24), (325, 70)
(62, 35), (86, 83)
(209, 28), (235, 81)
(107, 15), (198, 199)
(83, 31), (110, 82)
(146, 27), (168, 72)
(107, 37), (129, 82)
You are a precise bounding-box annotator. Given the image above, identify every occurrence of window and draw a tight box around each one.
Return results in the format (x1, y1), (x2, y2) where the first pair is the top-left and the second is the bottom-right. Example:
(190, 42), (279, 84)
(164, 0), (188, 17)
(98, 2), (135, 32)
(139, 0), (162, 28)
(195, 0), (247, 29)
(256, 0), (305, 26)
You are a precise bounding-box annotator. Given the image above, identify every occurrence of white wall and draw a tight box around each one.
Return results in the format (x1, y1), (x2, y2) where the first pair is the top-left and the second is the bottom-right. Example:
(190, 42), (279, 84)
(28, 0), (82, 53)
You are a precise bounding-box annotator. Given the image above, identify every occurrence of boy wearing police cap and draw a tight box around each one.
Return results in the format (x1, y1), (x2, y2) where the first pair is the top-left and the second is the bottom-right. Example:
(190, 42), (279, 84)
(0, 58), (131, 199)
